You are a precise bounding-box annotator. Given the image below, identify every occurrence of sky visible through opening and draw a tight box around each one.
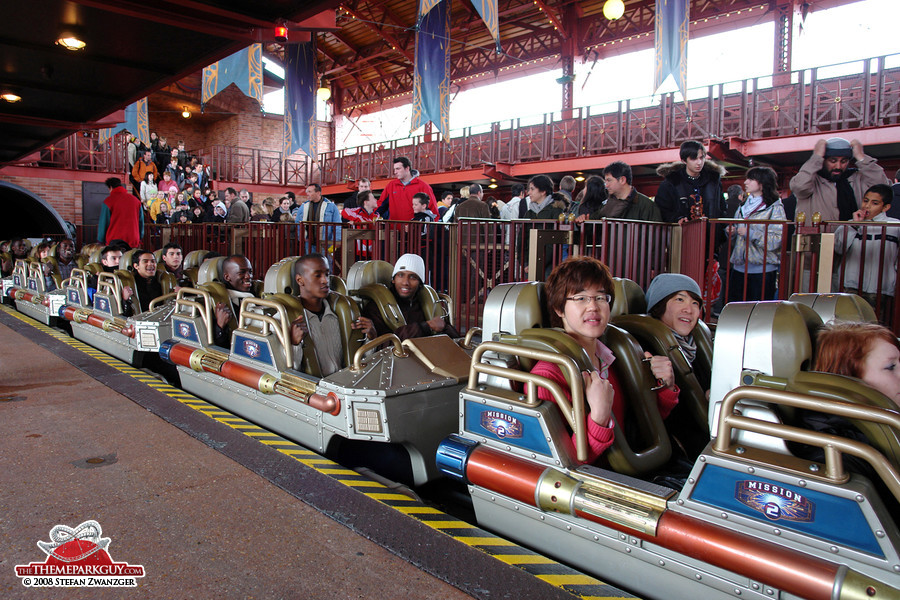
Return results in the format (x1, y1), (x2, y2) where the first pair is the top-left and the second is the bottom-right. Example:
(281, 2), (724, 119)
(263, 0), (900, 151)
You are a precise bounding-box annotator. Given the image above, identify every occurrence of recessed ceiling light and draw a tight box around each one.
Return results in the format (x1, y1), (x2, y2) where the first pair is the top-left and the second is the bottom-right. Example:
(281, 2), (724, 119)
(56, 28), (86, 51)
(1, 92), (22, 103)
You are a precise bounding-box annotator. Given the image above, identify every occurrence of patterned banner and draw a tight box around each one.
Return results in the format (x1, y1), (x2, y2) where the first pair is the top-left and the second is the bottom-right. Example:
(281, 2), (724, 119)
(98, 98), (148, 146)
(654, 0), (689, 99)
(411, 0), (451, 136)
(283, 42), (318, 158)
(420, 0), (498, 50)
(201, 44), (263, 106)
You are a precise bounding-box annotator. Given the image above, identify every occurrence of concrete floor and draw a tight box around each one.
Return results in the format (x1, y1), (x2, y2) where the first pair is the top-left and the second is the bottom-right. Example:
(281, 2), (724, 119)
(0, 320), (476, 599)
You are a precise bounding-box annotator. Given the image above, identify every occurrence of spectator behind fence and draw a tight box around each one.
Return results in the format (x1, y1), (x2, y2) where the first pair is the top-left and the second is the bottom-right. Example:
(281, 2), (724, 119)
(891, 167), (900, 219)
(376, 156), (437, 220)
(455, 182), (491, 219)
(601, 161), (661, 222)
(727, 166), (786, 302)
(573, 176), (608, 223)
(833, 184), (899, 316)
(499, 183), (528, 220)
(655, 140), (726, 224)
(790, 137), (889, 224)
(525, 175), (563, 220)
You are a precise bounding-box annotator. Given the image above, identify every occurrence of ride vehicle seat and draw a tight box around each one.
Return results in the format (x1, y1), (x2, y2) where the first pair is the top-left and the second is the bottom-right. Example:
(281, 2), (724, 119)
(709, 300), (823, 453)
(481, 281), (674, 476)
(262, 257), (365, 377)
(788, 292), (878, 324)
(611, 277), (713, 437)
(347, 259), (451, 332)
(181, 250), (211, 286)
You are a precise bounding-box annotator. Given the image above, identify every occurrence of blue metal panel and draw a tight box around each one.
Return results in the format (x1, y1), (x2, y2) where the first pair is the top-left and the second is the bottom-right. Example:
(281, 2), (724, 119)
(690, 464), (883, 557)
(93, 295), (112, 315)
(232, 334), (275, 367)
(172, 318), (200, 344)
(464, 400), (553, 457)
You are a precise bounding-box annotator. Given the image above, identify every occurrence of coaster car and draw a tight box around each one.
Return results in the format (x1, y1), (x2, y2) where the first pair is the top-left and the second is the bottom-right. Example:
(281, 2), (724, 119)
(161, 256), (476, 486)
(11, 259), (67, 325)
(59, 261), (186, 366)
(2, 258), (30, 305)
(437, 285), (900, 600)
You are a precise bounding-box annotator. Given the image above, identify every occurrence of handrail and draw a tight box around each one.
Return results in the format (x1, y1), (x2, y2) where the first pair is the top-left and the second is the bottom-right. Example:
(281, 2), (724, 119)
(714, 386), (900, 503)
(62, 268), (89, 297)
(469, 341), (588, 462)
(96, 272), (122, 313)
(351, 333), (405, 371)
(174, 287), (215, 346)
(237, 297), (293, 366)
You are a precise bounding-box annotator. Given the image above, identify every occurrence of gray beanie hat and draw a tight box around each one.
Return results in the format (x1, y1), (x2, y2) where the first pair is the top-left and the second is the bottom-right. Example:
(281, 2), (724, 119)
(645, 273), (702, 313)
(824, 137), (852, 158)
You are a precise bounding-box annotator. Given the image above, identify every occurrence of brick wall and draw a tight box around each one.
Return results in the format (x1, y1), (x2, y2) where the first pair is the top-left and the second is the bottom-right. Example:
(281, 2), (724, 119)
(0, 172), (86, 224)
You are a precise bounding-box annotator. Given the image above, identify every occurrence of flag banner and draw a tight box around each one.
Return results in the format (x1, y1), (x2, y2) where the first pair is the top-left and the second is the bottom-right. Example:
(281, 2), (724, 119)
(283, 42), (318, 157)
(202, 44), (263, 106)
(99, 98), (148, 146)
(420, 0), (499, 51)
(411, 0), (451, 136)
(653, 0), (689, 99)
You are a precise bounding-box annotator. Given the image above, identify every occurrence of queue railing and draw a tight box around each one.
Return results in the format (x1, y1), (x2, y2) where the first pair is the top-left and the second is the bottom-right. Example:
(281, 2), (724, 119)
(85, 214), (900, 335)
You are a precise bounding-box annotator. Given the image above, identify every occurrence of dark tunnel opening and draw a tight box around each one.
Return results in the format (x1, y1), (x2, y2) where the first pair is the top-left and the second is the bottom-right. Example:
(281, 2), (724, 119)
(0, 181), (69, 240)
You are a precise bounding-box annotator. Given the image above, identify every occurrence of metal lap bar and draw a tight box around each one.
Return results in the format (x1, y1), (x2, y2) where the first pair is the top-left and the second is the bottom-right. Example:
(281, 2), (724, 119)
(238, 297), (293, 366)
(149, 293), (177, 311)
(97, 272), (122, 312)
(174, 287), (214, 345)
(714, 386), (900, 502)
(63, 269), (89, 297)
(352, 333), (405, 371)
(470, 341), (588, 462)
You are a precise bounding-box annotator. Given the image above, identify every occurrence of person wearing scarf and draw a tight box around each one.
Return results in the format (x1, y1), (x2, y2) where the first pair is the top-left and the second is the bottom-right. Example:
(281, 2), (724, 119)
(790, 137), (889, 224)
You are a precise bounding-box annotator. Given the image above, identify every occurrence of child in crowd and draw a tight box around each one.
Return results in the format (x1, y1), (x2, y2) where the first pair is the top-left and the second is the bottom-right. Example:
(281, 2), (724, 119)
(834, 184), (899, 317)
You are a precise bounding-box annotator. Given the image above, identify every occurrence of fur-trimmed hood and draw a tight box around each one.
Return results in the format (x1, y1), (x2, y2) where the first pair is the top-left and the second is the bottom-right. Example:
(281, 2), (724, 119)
(656, 158), (726, 179)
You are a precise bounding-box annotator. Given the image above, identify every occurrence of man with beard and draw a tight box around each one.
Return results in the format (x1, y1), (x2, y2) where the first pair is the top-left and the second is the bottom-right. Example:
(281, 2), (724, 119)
(122, 250), (163, 316)
(790, 137), (889, 224)
(362, 253), (459, 341)
(212, 255), (257, 348)
(289, 254), (374, 377)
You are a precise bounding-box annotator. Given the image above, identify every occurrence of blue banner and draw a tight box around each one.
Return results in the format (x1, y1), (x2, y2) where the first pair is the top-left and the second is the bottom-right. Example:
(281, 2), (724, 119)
(283, 42), (318, 158)
(411, 0), (451, 136)
(420, 0), (498, 50)
(654, 0), (689, 99)
(202, 44), (263, 107)
(99, 98), (148, 146)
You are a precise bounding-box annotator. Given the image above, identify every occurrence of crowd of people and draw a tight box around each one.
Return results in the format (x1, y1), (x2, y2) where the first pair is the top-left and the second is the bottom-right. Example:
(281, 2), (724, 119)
(107, 134), (900, 320)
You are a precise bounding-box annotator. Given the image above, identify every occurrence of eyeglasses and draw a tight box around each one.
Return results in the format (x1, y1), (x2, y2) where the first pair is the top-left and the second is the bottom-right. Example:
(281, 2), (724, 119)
(565, 294), (611, 306)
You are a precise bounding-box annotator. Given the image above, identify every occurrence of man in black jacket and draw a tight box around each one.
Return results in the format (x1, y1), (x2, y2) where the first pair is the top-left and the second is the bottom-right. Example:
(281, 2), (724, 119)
(122, 250), (163, 316)
(655, 140), (726, 224)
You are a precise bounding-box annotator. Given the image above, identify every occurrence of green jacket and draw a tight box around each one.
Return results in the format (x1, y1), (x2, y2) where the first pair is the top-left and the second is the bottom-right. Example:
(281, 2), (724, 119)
(621, 190), (662, 222)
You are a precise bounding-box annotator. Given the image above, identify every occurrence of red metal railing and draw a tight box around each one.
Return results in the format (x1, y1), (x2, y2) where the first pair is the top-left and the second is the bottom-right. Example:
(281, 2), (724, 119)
(74, 214), (900, 335)
(13, 54), (900, 188)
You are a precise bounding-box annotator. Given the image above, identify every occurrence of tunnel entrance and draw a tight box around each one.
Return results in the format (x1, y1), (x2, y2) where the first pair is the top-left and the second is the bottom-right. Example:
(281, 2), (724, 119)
(0, 181), (70, 239)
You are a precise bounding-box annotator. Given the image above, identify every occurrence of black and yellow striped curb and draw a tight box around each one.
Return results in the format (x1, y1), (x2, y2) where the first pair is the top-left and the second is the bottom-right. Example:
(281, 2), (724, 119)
(1, 303), (636, 599)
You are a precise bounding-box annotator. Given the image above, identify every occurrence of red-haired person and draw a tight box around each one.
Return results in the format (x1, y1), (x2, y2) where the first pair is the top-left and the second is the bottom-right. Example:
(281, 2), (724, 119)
(530, 256), (679, 464)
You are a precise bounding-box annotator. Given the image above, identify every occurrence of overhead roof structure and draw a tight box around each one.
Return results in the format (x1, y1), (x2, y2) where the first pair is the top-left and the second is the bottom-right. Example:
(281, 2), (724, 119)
(0, 0), (339, 165)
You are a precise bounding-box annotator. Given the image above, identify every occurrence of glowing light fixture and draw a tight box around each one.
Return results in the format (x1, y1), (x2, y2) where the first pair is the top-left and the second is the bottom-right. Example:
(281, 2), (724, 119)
(602, 0), (625, 20)
(181, 106), (191, 119)
(574, 175), (585, 182)
(317, 79), (331, 102)
(488, 183), (498, 189)
(2, 92), (22, 103)
(274, 25), (288, 43)
(56, 28), (86, 51)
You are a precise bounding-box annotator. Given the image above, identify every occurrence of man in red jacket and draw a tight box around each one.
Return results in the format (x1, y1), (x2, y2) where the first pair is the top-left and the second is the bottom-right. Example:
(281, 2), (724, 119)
(376, 156), (437, 221)
(97, 177), (144, 249)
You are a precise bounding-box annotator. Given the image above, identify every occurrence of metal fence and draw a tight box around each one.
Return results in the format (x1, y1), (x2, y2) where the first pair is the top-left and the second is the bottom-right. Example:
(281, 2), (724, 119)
(70, 215), (899, 334)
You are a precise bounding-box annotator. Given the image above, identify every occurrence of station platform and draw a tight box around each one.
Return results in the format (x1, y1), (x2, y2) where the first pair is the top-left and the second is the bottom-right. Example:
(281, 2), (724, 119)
(0, 305), (638, 599)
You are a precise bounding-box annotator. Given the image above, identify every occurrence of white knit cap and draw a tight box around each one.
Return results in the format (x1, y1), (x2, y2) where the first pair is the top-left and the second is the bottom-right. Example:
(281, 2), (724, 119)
(392, 253), (426, 282)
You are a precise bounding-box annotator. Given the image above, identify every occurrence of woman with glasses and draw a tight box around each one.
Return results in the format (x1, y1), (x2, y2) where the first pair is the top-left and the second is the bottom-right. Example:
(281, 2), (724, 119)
(531, 256), (680, 464)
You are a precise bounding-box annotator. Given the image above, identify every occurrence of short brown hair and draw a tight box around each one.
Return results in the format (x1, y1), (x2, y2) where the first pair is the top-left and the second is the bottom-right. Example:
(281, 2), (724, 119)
(815, 321), (900, 378)
(545, 256), (615, 328)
